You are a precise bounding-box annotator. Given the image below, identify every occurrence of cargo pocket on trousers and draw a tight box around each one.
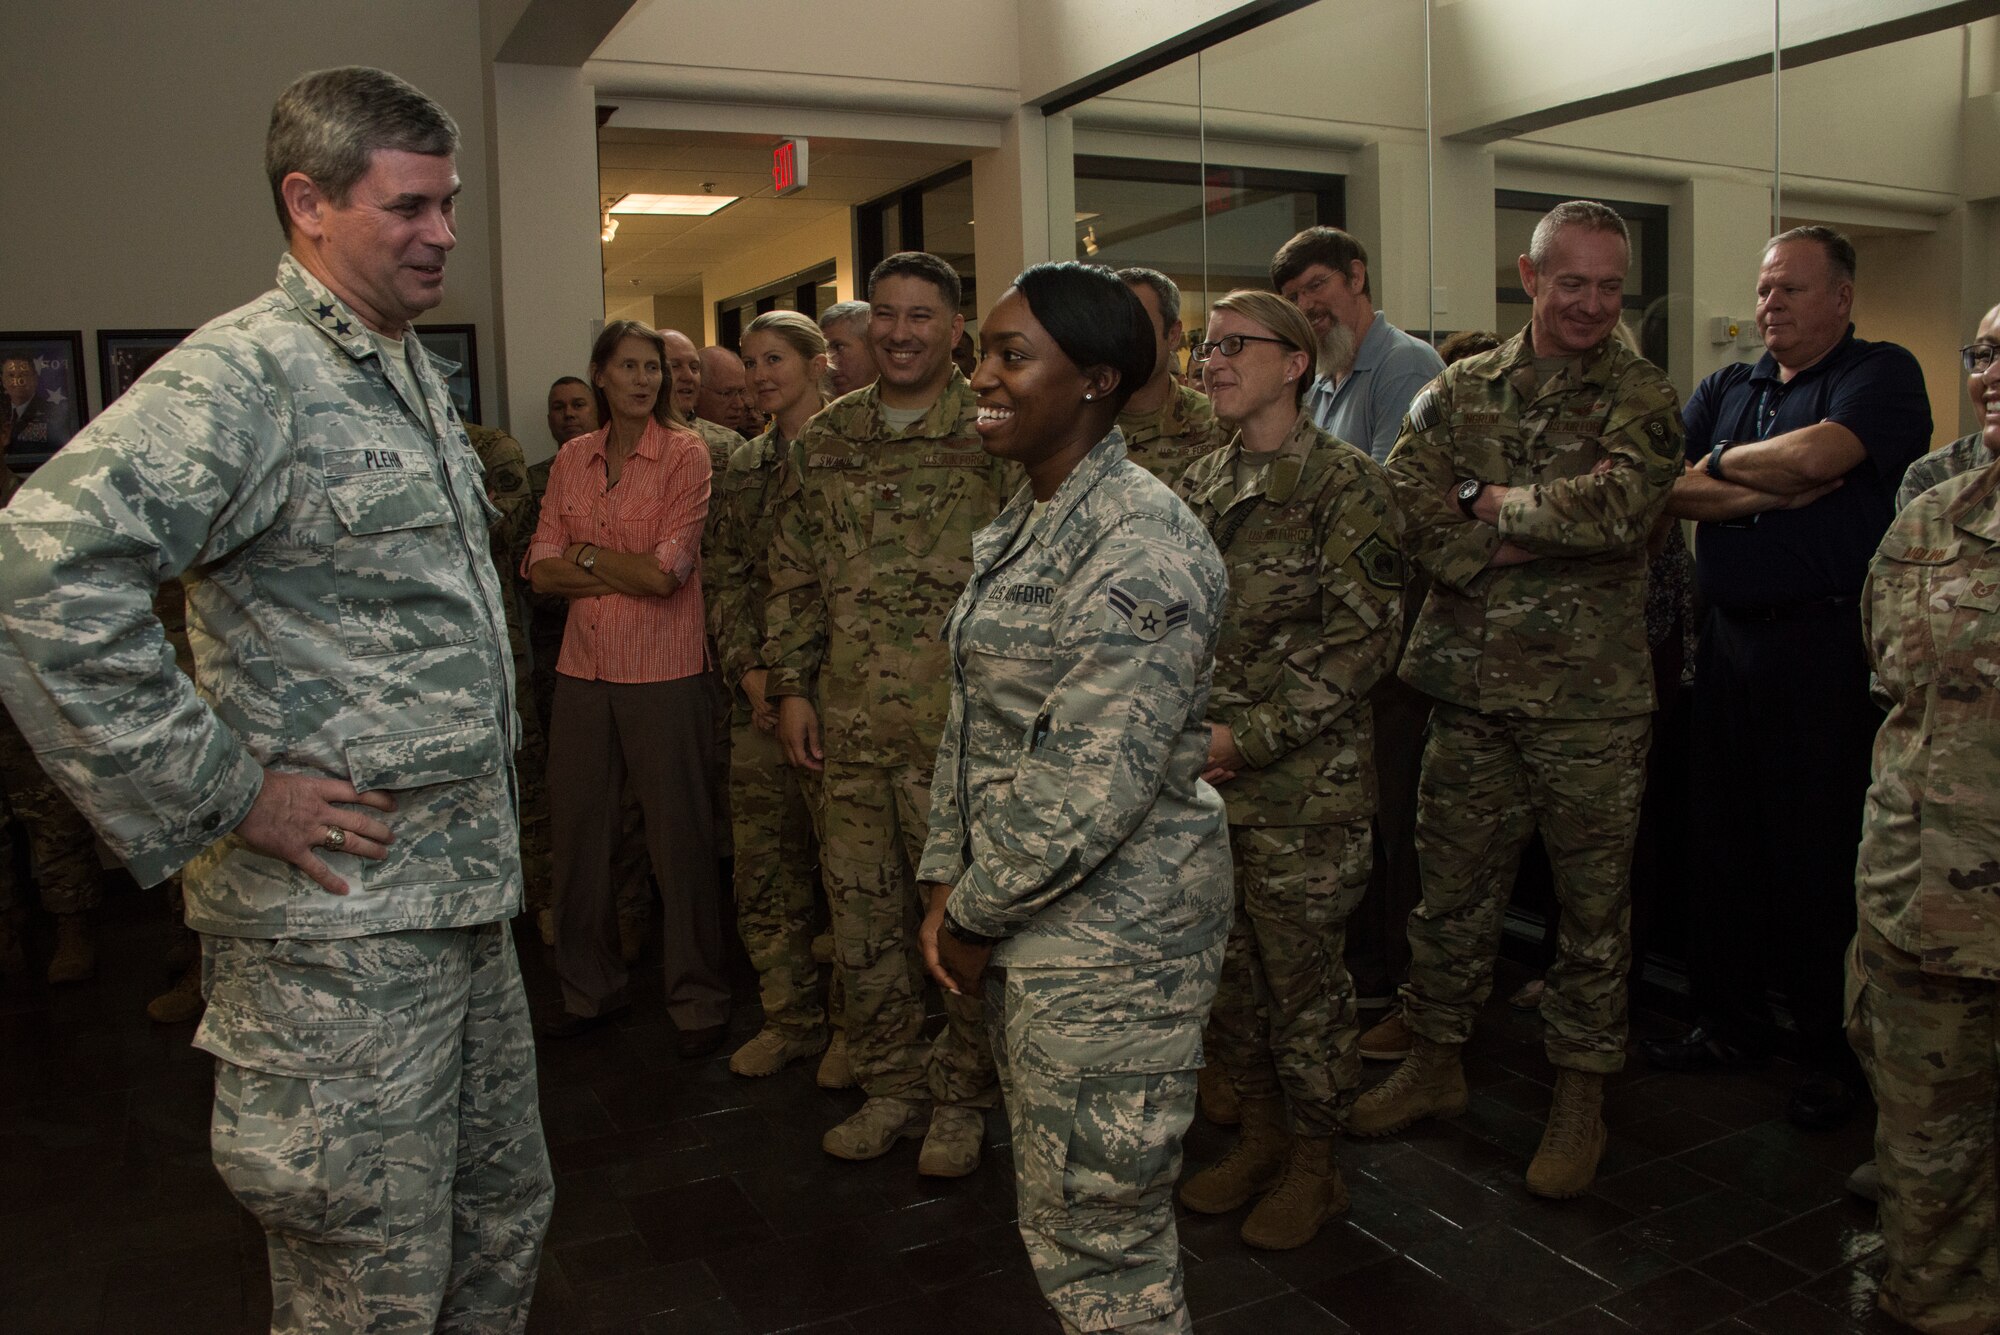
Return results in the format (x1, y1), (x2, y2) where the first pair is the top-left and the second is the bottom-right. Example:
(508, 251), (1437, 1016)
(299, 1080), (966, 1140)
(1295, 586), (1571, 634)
(200, 1004), (387, 1245)
(1036, 1016), (1200, 1221)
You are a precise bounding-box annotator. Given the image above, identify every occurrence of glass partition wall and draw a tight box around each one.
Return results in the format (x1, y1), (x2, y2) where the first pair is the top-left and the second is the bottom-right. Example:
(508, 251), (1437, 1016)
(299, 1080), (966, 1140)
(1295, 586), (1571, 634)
(1037, 0), (1991, 981)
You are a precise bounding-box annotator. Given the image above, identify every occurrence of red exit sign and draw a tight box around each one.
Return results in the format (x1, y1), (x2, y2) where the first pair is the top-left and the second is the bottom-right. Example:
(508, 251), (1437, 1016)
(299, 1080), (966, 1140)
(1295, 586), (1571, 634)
(773, 138), (809, 196)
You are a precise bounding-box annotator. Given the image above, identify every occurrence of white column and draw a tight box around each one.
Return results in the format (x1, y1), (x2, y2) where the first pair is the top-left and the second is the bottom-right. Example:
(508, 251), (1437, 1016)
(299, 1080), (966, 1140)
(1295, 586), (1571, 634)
(488, 61), (605, 461)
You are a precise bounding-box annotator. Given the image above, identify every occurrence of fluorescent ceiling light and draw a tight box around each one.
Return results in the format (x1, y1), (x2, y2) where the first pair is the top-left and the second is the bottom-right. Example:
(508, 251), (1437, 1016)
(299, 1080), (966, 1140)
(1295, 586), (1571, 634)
(610, 193), (738, 216)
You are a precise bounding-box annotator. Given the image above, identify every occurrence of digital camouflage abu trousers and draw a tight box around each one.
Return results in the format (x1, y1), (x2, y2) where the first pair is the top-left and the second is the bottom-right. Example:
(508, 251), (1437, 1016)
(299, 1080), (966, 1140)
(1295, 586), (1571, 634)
(197, 923), (553, 1334)
(990, 944), (1221, 1333)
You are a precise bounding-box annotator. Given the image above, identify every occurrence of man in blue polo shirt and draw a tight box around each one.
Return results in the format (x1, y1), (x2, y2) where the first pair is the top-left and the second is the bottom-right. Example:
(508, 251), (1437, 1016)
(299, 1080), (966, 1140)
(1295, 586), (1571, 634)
(1273, 227), (1445, 464)
(1646, 226), (1931, 1131)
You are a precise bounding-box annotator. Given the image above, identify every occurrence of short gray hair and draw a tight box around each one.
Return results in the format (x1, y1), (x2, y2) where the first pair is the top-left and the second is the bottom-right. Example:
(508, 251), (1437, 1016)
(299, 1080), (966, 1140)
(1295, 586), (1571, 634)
(1768, 225), (1856, 284)
(266, 67), (459, 238)
(1116, 267), (1181, 328)
(1527, 200), (1629, 272)
(819, 300), (870, 333)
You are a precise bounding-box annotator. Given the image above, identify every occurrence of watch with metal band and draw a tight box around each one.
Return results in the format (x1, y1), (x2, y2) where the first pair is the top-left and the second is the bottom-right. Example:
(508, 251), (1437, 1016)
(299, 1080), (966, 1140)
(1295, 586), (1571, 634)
(943, 910), (1002, 949)
(1454, 478), (1484, 520)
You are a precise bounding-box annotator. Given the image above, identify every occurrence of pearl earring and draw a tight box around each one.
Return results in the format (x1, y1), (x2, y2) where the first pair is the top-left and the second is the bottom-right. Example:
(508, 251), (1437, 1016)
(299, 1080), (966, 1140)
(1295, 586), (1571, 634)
(1083, 393), (1094, 401)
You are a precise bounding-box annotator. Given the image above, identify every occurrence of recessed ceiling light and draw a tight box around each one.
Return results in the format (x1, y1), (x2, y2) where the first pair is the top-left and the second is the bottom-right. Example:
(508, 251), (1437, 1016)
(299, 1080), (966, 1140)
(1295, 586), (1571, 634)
(610, 193), (739, 216)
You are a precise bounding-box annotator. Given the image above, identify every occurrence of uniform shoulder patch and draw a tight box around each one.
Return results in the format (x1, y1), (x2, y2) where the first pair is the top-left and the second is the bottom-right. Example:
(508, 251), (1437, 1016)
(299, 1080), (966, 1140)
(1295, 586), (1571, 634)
(1107, 582), (1190, 642)
(1405, 385), (1443, 436)
(1356, 532), (1403, 589)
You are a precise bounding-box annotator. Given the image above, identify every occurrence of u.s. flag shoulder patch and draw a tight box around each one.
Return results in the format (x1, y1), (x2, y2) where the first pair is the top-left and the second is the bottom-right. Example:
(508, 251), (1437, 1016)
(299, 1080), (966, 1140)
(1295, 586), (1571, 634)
(1107, 582), (1190, 642)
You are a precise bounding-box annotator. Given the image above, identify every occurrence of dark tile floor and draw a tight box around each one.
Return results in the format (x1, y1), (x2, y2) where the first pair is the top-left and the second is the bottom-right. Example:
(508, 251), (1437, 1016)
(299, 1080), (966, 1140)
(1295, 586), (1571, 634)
(0, 888), (1897, 1334)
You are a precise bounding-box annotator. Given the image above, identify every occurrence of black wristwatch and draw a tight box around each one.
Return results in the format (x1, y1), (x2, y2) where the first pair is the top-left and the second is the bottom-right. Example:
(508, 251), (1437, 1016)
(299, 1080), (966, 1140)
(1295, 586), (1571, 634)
(943, 910), (1002, 949)
(1454, 478), (1484, 519)
(1704, 440), (1732, 481)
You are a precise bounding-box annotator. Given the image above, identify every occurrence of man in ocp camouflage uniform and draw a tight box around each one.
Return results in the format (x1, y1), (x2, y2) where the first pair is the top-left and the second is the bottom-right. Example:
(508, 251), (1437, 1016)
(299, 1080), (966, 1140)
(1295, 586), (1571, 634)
(469, 422), (554, 935)
(0, 68), (550, 1330)
(0, 452), (105, 986)
(1115, 268), (1228, 485)
(1355, 201), (1682, 1199)
(1852, 444), (2000, 1335)
(766, 251), (1004, 1174)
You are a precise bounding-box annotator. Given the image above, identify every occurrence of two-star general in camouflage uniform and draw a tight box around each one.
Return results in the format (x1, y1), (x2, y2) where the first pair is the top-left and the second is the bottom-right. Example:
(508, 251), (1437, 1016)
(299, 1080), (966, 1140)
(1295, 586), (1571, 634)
(1850, 456), (2000, 1335)
(1176, 414), (1401, 1136)
(921, 429), (1231, 1334)
(1117, 381), (1228, 487)
(1383, 325), (1681, 1072)
(711, 423), (829, 1042)
(763, 372), (1007, 1118)
(0, 70), (550, 1331)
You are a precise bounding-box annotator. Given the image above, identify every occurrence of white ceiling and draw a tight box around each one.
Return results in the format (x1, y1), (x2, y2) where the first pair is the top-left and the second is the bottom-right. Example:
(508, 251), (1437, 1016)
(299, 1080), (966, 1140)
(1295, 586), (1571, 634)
(598, 128), (970, 304)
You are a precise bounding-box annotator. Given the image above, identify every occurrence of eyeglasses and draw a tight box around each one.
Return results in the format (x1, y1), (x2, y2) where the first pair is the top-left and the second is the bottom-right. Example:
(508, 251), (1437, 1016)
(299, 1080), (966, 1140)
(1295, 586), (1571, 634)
(1961, 343), (1999, 373)
(1191, 334), (1295, 360)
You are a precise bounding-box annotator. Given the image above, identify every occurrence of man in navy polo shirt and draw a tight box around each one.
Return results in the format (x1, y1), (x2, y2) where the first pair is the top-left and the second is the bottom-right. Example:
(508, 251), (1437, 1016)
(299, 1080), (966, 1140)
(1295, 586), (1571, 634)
(1646, 226), (1931, 1130)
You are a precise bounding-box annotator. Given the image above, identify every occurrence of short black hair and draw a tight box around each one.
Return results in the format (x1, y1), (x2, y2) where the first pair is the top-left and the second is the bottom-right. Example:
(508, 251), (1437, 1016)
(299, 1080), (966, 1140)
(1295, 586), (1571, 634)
(548, 375), (588, 393)
(1271, 227), (1371, 298)
(868, 251), (963, 310)
(1011, 262), (1155, 414)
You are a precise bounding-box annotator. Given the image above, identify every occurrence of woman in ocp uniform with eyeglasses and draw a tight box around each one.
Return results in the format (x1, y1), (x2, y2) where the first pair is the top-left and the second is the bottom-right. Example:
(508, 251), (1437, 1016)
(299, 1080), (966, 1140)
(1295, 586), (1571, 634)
(1172, 290), (1406, 1251)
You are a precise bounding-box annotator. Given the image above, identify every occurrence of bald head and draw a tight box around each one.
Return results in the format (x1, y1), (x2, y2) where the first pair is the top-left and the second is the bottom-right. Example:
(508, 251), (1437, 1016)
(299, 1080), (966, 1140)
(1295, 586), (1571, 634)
(697, 344), (758, 434)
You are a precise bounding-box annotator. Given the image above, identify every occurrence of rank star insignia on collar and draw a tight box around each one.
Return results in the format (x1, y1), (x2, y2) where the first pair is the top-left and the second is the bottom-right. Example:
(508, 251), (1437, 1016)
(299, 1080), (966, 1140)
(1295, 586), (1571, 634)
(314, 303), (335, 320)
(334, 319), (352, 335)
(1107, 582), (1190, 642)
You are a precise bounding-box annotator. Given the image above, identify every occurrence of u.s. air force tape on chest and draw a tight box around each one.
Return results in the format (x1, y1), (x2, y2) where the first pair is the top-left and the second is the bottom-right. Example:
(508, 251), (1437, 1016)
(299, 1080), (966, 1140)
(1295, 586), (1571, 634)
(1107, 582), (1189, 642)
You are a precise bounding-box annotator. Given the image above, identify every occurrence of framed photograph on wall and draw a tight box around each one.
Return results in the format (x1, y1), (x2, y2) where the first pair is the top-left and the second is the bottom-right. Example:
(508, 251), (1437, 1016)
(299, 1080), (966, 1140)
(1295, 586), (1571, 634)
(413, 323), (480, 424)
(0, 331), (89, 473)
(98, 329), (193, 407)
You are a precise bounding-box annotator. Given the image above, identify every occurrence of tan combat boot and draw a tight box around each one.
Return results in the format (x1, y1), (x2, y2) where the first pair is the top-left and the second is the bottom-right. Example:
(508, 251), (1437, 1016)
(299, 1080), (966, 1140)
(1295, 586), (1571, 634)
(1197, 1062), (1240, 1126)
(1347, 1036), (1468, 1137)
(816, 1029), (856, 1089)
(47, 912), (96, 984)
(1241, 1135), (1348, 1250)
(823, 1096), (928, 1160)
(1178, 1094), (1286, 1214)
(147, 959), (204, 1024)
(918, 1105), (985, 1177)
(728, 1025), (828, 1078)
(1525, 1069), (1607, 1198)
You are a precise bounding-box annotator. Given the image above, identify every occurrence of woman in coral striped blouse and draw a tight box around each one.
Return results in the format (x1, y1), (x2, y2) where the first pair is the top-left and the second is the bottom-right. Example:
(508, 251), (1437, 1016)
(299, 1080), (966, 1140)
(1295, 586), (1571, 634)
(526, 319), (729, 1050)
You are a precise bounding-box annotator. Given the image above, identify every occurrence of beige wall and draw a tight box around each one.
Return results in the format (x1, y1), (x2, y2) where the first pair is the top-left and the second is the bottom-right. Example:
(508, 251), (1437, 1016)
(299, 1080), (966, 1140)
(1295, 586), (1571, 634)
(694, 210), (855, 345)
(5, 0), (499, 421)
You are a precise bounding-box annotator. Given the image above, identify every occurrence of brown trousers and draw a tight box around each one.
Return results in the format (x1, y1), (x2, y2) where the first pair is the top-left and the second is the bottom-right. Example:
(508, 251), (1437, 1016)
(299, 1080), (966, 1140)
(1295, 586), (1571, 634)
(548, 674), (729, 1028)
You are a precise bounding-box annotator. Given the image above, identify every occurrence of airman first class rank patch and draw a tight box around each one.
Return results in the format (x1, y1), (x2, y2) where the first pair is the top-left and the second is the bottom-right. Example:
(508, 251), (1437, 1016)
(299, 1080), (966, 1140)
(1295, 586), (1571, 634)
(1108, 582), (1189, 642)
